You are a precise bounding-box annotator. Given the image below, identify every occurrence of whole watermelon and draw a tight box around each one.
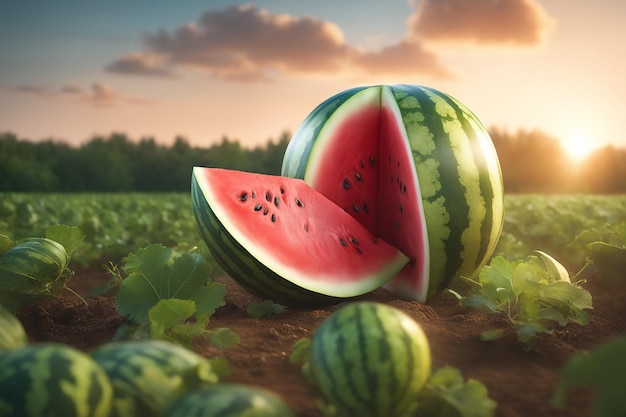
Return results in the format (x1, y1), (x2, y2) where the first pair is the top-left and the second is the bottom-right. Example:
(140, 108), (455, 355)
(0, 343), (112, 417)
(91, 339), (221, 417)
(164, 384), (296, 417)
(309, 302), (431, 417)
(282, 84), (504, 302)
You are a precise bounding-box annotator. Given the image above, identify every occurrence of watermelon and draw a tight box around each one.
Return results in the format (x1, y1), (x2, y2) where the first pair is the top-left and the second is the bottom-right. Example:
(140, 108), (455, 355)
(0, 304), (27, 353)
(308, 301), (431, 417)
(0, 343), (113, 417)
(191, 167), (409, 306)
(282, 84), (504, 302)
(91, 339), (221, 417)
(164, 384), (296, 417)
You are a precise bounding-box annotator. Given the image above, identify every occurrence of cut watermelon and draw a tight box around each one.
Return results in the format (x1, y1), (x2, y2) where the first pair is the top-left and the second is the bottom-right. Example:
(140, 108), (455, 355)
(191, 167), (409, 306)
(282, 84), (504, 303)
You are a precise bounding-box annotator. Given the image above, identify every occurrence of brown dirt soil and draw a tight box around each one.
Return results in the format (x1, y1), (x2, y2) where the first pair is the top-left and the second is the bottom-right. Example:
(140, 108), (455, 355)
(16, 261), (626, 417)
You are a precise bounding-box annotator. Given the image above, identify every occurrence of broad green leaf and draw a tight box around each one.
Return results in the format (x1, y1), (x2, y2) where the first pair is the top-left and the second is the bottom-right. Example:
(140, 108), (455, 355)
(418, 366), (496, 417)
(247, 300), (286, 318)
(117, 245), (212, 322)
(552, 336), (626, 417)
(149, 298), (196, 340)
(289, 337), (311, 366)
(0, 304), (27, 352)
(203, 328), (240, 349)
(193, 282), (226, 318)
(45, 225), (85, 256)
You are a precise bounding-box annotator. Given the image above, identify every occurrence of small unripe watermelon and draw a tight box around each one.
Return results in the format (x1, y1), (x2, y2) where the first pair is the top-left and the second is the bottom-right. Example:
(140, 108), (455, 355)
(164, 384), (296, 417)
(309, 301), (431, 417)
(91, 339), (220, 417)
(0, 343), (113, 417)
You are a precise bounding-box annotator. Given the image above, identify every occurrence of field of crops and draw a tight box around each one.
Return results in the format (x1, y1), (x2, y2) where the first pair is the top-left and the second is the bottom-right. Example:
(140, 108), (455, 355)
(1, 192), (625, 417)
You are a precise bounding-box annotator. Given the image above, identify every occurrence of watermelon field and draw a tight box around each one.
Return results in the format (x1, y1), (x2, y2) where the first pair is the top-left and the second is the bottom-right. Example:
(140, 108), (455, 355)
(1, 191), (625, 416)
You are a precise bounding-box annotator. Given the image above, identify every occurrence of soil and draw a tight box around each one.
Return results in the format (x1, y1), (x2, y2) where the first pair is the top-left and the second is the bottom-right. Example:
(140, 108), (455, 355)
(15, 261), (626, 417)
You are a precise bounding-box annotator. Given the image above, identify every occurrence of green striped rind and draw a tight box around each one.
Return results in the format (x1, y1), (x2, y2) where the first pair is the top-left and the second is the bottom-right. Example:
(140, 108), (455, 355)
(388, 84), (504, 300)
(282, 86), (368, 179)
(91, 340), (218, 417)
(0, 343), (112, 417)
(0, 238), (69, 292)
(164, 384), (296, 417)
(309, 302), (431, 417)
(191, 174), (341, 307)
(0, 305), (27, 353)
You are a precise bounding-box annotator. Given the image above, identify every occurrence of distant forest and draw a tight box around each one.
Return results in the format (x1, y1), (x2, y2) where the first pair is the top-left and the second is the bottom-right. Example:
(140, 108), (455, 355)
(1, 130), (625, 193)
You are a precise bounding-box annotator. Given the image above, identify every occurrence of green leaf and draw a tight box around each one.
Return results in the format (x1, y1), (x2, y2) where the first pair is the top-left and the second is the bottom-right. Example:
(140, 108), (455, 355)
(289, 337), (311, 367)
(247, 300), (286, 318)
(203, 328), (240, 349)
(116, 244), (212, 322)
(45, 225), (84, 256)
(149, 298), (196, 340)
(418, 365), (497, 417)
(0, 235), (14, 256)
(552, 336), (626, 417)
(193, 282), (226, 318)
(0, 304), (27, 352)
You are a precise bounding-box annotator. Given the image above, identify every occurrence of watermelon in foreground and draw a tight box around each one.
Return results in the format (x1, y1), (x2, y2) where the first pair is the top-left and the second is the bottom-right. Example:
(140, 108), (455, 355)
(309, 302), (431, 417)
(282, 84), (504, 302)
(191, 167), (408, 306)
(0, 343), (112, 417)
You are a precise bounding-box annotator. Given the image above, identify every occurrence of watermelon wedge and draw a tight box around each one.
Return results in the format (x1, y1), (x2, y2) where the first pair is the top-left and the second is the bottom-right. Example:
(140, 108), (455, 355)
(282, 84), (504, 303)
(191, 167), (409, 306)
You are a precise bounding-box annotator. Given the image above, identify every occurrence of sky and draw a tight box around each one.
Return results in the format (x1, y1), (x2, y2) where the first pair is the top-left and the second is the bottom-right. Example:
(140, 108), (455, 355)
(1, 0), (625, 160)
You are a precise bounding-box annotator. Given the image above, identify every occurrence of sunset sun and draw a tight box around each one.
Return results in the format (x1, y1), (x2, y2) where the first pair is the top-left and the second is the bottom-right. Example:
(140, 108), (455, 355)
(563, 133), (595, 162)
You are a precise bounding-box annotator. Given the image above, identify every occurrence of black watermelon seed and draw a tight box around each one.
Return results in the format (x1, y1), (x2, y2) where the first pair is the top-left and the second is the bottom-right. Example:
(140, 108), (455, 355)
(280, 186), (285, 194)
(397, 161), (400, 168)
(403, 185), (407, 194)
(263, 208), (269, 215)
(339, 238), (348, 247)
(356, 247), (363, 254)
(254, 204), (263, 211)
(343, 178), (350, 189)
(274, 196), (279, 207)
(271, 213), (276, 222)
(265, 192), (271, 202)
(353, 205), (360, 213)
(350, 237), (359, 245)
(355, 172), (362, 182)
(295, 198), (304, 207)
(360, 160), (365, 169)
(239, 192), (248, 202)
(363, 203), (369, 213)
(304, 223), (310, 232)
(370, 155), (375, 168)
(399, 204), (404, 213)
(395, 220), (401, 230)
(251, 191), (256, 198)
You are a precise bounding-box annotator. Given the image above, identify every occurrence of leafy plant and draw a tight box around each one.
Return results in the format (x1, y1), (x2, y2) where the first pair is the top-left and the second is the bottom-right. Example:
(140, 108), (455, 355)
(552, 335), (626, 417)
(449, 252), (593, 350)
(0, 225), (85, 311)
(111, 244), (238, 349)
(571, 221), (626, 282)
(247, 300), (286, 318)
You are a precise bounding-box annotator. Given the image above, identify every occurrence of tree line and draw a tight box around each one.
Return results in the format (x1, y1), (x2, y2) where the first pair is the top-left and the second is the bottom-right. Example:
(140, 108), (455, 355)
(1, 130), (624, 193)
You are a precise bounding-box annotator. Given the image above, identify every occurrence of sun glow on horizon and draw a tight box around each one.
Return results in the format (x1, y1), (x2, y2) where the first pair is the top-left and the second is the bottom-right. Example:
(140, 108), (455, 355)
(562, 132), (596, 163)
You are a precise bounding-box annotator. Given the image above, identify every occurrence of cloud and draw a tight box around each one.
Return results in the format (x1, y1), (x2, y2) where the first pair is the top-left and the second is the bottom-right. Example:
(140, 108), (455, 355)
(7, 82), (155, 107)
(410, 0), (555, 47)
(105, 1), (555, 83)
(105, 52), (178, 78)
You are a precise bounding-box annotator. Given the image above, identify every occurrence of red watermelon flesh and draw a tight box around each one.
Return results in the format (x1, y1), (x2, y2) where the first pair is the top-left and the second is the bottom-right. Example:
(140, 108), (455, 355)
(298, 88), (430, 300)
(192, 168), (409, 301)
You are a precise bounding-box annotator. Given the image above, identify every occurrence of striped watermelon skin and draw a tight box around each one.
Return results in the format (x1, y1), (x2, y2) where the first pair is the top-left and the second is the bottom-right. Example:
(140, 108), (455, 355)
(91, 340), (219, 417)
(309, 302), (431, 417)
(282, 84), (504, 302)
(0, 343), (112, 417)
(191, 173), (341, 306)
(164, 384), (296, 417)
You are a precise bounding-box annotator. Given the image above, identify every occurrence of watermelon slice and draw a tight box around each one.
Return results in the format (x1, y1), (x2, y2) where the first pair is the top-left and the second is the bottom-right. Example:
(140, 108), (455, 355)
(282, 84), (504, 303)
(191, 167), (409, 306)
